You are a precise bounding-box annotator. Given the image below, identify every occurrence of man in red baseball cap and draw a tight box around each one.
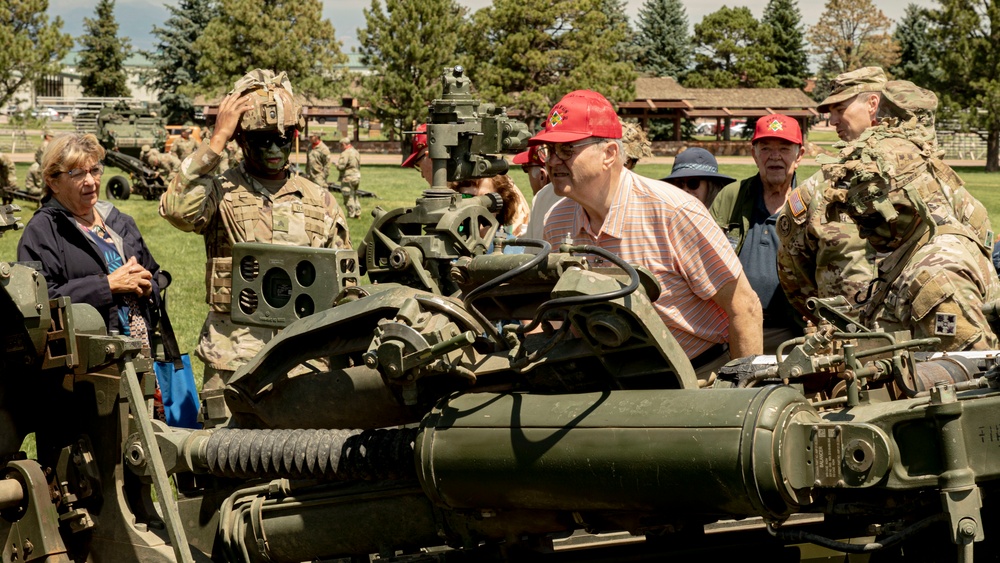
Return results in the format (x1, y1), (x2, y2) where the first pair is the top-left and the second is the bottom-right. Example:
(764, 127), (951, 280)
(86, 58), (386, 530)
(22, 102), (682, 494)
(401, 124), (432, 184)
(535, 90), (762, 379)
(709, 114), (805, 353)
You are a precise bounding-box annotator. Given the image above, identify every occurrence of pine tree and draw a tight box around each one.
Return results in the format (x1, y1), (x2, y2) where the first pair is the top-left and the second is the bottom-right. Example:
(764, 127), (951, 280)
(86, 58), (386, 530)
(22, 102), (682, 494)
(634, 0), (692, 78)
(762, 0), (809, 89)
(142, 0), (219, 123)
(466, 0), (635, 127)
(686, 6), (779, 89)
(599, 0), (642, 65)
(890, 4), (942, 88)
(194, 0), (347, 100)
(357, 0), (466, 141)
(0, 0), (74, 108)
(809, 0), (899, 76)
(77, 0), (132, 98)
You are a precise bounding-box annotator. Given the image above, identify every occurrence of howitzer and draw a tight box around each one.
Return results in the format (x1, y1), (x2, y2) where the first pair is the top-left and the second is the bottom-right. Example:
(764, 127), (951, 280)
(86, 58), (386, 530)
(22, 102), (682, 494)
(6, 68), (1000, 563)
(94, 101), (170, 201)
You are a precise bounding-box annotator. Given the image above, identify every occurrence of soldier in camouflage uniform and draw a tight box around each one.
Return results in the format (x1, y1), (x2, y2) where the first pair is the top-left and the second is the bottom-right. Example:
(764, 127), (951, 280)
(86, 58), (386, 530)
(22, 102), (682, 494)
(620, 120), (652, 170)
(305, 133), (331, 187)
(217, 138), (242, 174)
(337, 138), (362, 218)
(24, 131), (53, 196)
(171, 126), (197, 163)
(159, 69), (351, 395)
(826, 126), (999, 350)
(777, 76), (993, 323)
(0, 154), (16, 205)
(148, 150), (181, 183)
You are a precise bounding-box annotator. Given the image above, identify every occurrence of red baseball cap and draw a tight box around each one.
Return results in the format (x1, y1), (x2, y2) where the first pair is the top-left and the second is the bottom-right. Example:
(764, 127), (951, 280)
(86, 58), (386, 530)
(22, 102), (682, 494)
(512, 145), (545, 166)
(401, 124), (428, 168)
(752, 114), (802, 145)
(528, 90), (622, 146)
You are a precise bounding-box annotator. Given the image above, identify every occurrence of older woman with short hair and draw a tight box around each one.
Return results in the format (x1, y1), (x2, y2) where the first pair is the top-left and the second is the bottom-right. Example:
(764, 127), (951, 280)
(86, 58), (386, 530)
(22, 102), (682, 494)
(17, 133), (162, 346)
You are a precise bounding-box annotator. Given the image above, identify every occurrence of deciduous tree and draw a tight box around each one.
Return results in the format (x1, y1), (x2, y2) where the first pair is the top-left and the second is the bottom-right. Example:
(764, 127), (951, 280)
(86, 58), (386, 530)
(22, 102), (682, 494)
(142, 0), (219, 123)
(930, 0), (1000, 171)
(686, 6), (778, 89)
(77, 0), (132, 98)
(809, 0), (899, 76)
(194, 0), (347, 100)
(762, 0), (809, 89)
(0, 0), (73, 108)
(357, 0), (466, 141)
(633, 0), (692, 78)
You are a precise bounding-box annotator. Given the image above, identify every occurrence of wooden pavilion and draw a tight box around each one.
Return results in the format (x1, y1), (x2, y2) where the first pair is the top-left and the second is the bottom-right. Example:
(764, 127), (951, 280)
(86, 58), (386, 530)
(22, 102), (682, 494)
(618, 77), (819, 141)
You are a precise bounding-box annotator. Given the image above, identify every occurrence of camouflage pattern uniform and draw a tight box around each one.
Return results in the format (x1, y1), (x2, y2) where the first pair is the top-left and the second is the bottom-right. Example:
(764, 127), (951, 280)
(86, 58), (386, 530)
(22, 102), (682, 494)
(620, 120), (652, 169)
(337, 142), (362, 218)
(306, 139), (331, 187)
(148, 150), (181, 183)
(218, 140), (242, 174)
(0, 154), (16, 205)
(825, 127), (999, 351)
(171, 131), (197, 163)
(777, 76), (993, 322)
(159, 69), (351, 378)
(24, 137), (49, 196)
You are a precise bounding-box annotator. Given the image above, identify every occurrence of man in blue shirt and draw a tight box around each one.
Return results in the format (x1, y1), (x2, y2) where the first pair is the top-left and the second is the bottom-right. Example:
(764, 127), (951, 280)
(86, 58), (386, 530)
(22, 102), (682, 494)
(710, 114), (806, 353)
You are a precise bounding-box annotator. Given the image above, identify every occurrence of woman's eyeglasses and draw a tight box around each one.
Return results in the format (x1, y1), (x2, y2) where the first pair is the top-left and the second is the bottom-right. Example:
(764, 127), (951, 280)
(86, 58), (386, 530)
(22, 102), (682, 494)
(61, 164), (104, 181)
(676, 178), (704, 191)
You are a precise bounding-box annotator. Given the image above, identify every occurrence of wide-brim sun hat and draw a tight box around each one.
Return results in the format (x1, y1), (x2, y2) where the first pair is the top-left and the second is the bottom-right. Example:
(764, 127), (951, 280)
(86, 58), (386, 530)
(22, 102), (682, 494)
(661, 147), (735, 184)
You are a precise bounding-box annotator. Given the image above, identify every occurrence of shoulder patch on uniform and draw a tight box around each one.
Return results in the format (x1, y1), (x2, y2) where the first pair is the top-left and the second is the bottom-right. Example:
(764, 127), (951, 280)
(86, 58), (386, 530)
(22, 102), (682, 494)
(777, 213), (792, 238)
(788, 188), (807, 218)
(935, 312), (958, 336)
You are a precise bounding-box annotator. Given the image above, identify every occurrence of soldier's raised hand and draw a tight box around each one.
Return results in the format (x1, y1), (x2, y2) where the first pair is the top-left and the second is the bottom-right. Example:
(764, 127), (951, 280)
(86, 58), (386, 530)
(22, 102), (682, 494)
(211, 93), (253, 155)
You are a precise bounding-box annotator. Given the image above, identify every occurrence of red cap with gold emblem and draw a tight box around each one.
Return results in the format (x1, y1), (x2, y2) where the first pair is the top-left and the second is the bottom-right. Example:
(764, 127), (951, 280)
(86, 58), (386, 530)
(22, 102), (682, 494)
(752, 114), (802, 145)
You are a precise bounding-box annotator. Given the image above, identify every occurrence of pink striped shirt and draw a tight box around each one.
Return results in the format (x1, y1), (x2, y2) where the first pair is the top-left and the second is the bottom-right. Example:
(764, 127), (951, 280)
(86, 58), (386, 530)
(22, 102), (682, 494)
(542, 169), (742, 358)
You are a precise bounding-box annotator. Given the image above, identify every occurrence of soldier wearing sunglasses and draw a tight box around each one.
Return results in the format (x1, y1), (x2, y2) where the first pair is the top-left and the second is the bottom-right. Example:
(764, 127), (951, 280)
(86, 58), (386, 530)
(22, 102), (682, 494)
(160, 69), (352, 403)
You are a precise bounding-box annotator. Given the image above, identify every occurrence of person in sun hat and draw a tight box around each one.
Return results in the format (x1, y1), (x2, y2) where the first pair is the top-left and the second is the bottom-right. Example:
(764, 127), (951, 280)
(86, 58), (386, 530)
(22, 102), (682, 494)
(709, 114), (806, 352)
(661, 148), (734, 208)
(534, 89), (762, 380)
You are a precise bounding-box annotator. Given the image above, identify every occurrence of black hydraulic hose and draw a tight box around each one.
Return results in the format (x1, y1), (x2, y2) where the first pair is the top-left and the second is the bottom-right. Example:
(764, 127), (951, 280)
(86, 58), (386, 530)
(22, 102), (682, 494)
(460, 238), (552, 349)
(518, 244), (641, 335)
(461, 237), (552, 308)
(769, 513), (949, 554)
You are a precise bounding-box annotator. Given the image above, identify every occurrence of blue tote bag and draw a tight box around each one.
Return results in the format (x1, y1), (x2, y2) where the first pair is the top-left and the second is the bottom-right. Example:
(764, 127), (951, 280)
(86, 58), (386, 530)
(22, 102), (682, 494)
(154, 272), (201, 428)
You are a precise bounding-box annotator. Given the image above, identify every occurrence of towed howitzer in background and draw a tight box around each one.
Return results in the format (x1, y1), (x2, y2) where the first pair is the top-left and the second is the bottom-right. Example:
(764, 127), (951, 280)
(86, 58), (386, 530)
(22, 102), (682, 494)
(5, 69), (1000, 563)
(95, 102), (170, 201)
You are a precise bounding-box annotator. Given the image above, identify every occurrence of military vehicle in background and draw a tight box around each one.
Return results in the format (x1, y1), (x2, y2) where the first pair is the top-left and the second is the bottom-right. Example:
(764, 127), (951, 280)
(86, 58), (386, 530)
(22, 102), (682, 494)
(94, 102), (170, 201)
(3, 68), (1000, 563)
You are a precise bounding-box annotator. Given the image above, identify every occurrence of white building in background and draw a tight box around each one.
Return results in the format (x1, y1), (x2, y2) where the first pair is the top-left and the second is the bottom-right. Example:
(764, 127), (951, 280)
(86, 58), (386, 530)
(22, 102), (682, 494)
(32, 51), (157, 105)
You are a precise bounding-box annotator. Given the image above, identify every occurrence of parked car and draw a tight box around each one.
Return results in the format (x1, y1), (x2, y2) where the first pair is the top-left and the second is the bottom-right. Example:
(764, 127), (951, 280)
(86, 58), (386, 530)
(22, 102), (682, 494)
(30, 107), (60, 120)
(728, 123), (747, 137)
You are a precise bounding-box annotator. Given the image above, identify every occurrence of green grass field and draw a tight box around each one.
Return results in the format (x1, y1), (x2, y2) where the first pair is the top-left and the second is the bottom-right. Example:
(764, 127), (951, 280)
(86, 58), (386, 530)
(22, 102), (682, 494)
(3, 159), (1000, 396)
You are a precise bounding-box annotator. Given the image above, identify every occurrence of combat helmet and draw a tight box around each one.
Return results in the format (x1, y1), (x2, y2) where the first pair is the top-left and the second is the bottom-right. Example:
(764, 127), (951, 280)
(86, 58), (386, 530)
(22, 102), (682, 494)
(878, 80), (938, 131)
(824, 127), (944, 251)
(230, 69), (304, 136)
(619, 119), (652, 166)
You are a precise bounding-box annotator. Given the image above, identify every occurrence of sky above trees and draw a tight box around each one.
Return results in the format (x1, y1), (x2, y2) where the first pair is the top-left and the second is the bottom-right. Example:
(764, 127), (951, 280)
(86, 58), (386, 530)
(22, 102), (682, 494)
(50, 0), (936, 53)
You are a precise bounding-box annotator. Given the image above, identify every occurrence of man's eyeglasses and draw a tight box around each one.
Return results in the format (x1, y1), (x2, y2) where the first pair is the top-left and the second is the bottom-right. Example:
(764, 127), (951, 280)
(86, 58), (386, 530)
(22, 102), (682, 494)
(61, 164), (104, 181)
(542, 138), (606, 162)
